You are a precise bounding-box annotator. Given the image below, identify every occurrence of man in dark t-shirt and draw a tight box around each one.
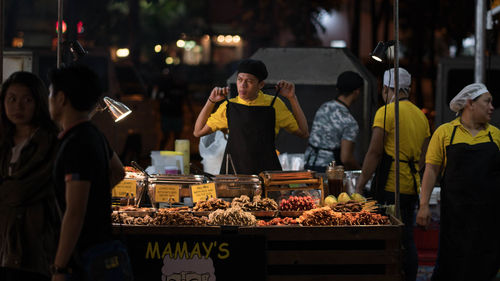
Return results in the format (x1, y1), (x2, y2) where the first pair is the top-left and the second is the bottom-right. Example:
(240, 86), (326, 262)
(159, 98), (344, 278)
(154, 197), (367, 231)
(54, 122), (114, 250)
(48, 64), (125, 280)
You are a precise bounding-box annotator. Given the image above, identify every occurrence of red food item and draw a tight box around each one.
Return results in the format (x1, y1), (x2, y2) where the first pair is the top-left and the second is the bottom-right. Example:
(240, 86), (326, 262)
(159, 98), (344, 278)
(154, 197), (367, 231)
(279, 196), (316, 211)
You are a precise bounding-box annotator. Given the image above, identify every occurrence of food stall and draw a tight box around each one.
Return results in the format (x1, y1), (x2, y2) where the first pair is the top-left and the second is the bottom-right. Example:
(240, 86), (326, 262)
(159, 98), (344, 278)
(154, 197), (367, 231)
(112, 169), (403, 281)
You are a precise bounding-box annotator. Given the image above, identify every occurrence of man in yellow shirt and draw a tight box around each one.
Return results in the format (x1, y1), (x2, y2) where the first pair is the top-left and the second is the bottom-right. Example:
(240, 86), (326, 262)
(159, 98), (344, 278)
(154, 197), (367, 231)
(356, 68), (430, 281)
(417, 83), (500, 280)
(193, 59), (309, 174)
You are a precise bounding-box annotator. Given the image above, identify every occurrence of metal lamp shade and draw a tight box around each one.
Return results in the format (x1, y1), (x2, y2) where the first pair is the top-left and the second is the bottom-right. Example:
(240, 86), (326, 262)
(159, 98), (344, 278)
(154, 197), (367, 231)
(370, 41), (386, 62)
(103, 96), (132, 122)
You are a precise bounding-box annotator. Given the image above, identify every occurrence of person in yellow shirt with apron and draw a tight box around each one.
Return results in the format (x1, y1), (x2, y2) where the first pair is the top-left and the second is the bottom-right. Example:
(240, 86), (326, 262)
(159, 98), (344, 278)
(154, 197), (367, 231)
(417, 83), (500, 281)
(193, 59), (309, 174)
(356, 68), (430, 281)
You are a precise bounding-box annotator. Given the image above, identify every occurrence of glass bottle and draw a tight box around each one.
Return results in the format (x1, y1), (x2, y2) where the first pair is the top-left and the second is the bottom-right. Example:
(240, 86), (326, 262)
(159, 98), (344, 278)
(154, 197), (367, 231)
(327, 164), (344, 197)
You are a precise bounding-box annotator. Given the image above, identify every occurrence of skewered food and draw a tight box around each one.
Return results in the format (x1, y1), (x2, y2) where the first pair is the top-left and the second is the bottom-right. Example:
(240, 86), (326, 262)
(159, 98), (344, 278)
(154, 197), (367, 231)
(193, 198), (230, 212)
(279, 196), (316, 211)
(208, 207), (257, 226)
(153, 209), (208, 226)
(257, 217), (298, 226)
(297, 207), (390, 226)
(231, 195), (278, 211)
(112, 212), (154, 225)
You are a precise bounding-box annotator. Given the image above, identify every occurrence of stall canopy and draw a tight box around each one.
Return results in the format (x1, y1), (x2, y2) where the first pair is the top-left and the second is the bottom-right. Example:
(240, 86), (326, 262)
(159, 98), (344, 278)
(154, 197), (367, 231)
(227, 47), (378, 163)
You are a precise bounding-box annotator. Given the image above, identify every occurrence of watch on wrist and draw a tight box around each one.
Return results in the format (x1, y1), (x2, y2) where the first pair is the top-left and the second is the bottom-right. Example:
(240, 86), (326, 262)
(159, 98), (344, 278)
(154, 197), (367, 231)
(50, 264), (71, 275)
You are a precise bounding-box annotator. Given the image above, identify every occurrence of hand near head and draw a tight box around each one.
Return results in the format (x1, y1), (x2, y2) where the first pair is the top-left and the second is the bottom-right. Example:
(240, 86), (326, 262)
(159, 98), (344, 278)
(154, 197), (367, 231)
(276, 80), (295, 100)
(209, 86), (229, 103)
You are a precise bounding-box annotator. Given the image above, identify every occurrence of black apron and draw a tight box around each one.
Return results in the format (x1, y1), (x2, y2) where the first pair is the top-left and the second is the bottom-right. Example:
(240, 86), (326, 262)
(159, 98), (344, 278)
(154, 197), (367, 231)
(432, 125), (500, 281)
(305, 143), (342, 168)
(219, 94), (282, 175)
(371, 151), (419, 203)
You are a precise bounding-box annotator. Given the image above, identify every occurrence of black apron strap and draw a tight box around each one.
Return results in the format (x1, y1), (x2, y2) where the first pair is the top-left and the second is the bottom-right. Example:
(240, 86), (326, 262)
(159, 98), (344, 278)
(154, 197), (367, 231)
(306, 144), (320, 168)
(450, 125), (494, 144)
(334, 98), (349, 109)
(270, 87), (280, 106)
(400, 158), (419, 195)
(449, 125), (459, 145)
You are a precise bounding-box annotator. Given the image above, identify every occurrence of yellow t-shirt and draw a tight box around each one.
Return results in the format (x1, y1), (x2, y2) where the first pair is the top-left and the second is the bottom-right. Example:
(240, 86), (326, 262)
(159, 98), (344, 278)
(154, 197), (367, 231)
(426, 118), (500, 170)
(206, 91), (299, 135)
(373, 101), (430, 195)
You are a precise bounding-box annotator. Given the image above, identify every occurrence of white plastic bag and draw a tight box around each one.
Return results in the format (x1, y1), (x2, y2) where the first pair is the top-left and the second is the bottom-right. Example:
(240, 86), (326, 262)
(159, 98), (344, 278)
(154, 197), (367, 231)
(199, 131), (227, 175)
(278, 153), (305, 171)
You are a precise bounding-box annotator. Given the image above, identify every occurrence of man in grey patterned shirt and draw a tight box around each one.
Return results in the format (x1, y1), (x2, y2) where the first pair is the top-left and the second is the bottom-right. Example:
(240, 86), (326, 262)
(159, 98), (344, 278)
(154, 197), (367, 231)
(304, 71), (363, 172)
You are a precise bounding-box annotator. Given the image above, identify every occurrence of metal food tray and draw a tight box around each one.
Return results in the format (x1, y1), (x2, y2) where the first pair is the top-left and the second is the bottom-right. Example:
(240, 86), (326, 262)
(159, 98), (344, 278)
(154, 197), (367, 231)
(148, 174), (207, 201)
(211, 174), (262, 198)
(113, 209), (156, 217)
(149, 174), (206, 185)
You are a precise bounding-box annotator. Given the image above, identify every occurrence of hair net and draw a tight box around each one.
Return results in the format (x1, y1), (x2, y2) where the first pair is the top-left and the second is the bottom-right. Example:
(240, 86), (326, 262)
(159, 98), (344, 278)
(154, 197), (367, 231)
(383, 67), (411, 89)
(449, 83), (489, 113)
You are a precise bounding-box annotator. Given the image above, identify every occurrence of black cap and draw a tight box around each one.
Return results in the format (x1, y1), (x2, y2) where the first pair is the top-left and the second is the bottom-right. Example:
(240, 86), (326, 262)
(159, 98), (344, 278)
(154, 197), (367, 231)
(237, 59), (268, 81)
(337, 71), (363, 93)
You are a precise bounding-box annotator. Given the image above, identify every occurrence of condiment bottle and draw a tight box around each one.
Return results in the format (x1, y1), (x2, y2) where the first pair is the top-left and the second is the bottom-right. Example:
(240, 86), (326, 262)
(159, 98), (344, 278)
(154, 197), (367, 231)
(334, 165), (345, 195)
(326, 161), (336, 197)
(327, 163), (344, 197)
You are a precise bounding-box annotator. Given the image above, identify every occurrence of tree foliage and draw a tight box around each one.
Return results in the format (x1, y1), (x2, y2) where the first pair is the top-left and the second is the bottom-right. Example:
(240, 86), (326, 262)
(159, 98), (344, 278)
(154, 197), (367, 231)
(235, 0), (343, 53)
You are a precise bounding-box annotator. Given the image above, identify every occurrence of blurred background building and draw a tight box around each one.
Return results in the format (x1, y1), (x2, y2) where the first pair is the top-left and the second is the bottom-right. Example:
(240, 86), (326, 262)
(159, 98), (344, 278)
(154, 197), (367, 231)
(3, 0), (500, 168)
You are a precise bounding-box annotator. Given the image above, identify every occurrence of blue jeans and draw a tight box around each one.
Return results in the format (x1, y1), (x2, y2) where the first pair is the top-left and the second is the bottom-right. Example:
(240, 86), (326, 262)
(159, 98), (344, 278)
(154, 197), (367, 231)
(384, 191), (418, 281)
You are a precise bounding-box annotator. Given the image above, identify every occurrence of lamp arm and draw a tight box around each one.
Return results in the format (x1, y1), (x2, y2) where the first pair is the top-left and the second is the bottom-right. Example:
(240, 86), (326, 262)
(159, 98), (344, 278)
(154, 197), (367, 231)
(89, 104), (108, 119)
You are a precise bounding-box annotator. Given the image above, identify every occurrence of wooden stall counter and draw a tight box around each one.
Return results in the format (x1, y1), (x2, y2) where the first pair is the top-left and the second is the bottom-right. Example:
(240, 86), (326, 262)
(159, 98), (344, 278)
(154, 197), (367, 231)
(112, 216), (403, 281)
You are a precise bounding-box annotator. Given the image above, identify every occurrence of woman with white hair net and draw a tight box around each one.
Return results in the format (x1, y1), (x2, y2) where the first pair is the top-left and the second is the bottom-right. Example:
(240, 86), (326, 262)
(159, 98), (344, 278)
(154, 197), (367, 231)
(417, 83), (500, 280)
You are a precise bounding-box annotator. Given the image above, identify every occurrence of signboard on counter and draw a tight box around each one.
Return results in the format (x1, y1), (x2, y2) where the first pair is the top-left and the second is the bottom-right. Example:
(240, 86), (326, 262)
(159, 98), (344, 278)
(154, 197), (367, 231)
(112, 179), (136, 197)
(191, 183), (217, 203)
(154, 184), (180, 203)
(121, 234), (266, 281)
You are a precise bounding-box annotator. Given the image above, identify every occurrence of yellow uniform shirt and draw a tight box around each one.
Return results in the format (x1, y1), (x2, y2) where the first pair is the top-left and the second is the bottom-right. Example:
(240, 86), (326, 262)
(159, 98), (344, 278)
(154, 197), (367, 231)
(426, 118), (500, 169)
(373, 101), (430, 194)
(206, 91), (299, 135)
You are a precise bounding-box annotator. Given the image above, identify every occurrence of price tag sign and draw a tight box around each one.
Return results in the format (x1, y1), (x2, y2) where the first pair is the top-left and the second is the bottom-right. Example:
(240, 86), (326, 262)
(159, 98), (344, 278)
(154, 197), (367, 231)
(112, 179), (136, 198)
(155, 184), (180, 203)
(191, 183), (217, 203)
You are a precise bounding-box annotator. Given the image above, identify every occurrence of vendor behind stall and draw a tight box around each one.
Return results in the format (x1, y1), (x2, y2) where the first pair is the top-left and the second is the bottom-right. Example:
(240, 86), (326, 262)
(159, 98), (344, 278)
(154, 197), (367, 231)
(304, 71), (364, 172)
(193, 59), (309, 174)
(416, 83), (500, 280)
(355, 68), (430, 281)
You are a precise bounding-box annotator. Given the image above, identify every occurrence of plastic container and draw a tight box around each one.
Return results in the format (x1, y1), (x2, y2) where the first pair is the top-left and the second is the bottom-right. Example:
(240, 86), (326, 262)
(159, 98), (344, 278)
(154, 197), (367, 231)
(164, 165), (180, 175)
(150, 151), (184, 174)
